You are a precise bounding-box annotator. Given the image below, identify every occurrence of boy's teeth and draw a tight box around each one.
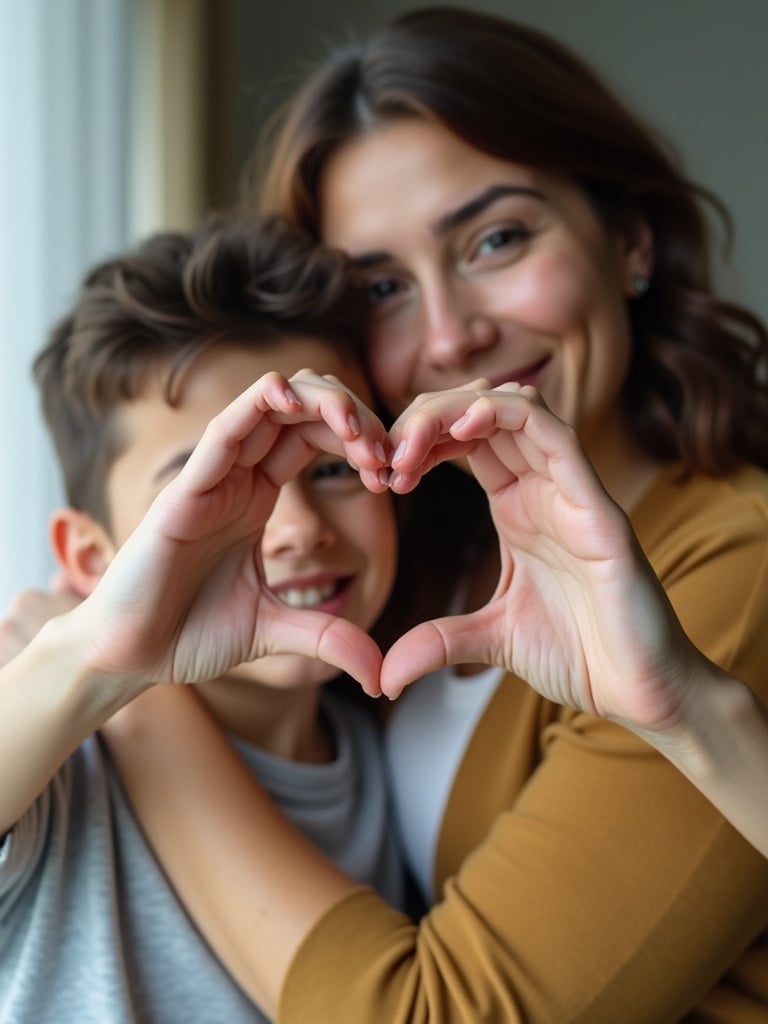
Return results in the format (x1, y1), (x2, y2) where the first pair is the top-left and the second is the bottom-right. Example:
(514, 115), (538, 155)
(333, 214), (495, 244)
(279, 582), (337, 609)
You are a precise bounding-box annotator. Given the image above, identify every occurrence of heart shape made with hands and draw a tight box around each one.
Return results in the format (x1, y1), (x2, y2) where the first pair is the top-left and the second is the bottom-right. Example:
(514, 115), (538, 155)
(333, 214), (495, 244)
(253, 384), (525, 700)
(257, 425), (493, 702)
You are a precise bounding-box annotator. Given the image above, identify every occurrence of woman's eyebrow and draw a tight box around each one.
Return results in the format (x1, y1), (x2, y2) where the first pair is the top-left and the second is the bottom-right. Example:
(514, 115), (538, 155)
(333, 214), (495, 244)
(349, 250), (391, 270)
(431, 184), (544, 236)
(347, 184), (544, 269)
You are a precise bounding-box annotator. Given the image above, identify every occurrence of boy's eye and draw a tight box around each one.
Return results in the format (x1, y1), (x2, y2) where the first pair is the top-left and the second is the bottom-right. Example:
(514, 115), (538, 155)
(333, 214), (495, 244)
(313, 460), (354, 479)
(310, 458), (361, 489)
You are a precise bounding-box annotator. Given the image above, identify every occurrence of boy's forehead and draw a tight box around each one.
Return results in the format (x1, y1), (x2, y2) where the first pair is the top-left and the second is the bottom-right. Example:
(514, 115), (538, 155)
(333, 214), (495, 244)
(111, 337), (369, 464)
(260, 335), (372, 402)
(132, 335), (369, 408)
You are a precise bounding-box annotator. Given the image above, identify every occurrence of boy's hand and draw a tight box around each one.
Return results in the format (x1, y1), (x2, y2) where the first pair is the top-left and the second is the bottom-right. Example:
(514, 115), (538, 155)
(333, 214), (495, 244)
(71, 372), (388, 697)
(379, 384), (697, 733)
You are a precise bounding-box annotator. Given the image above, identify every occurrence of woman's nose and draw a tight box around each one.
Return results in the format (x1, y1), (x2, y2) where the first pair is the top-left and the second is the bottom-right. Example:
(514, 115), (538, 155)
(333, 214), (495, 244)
(421, 284), (499, 368)
(262, 484), (335, 559)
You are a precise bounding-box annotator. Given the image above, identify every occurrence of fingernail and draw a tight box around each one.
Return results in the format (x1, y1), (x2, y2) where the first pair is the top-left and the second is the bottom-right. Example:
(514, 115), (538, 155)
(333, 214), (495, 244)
(393, 440), (407, 464)
(451, 414), (468, 432)
(347, 413), (360, 435)
(374, 441), (386, 463)
(284, 387), (301, 406)
(378, 467), (392, 486)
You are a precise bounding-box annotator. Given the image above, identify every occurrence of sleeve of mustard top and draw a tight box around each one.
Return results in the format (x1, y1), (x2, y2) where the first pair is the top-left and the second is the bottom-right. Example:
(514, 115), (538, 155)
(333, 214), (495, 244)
(279, 476), (768, 1024)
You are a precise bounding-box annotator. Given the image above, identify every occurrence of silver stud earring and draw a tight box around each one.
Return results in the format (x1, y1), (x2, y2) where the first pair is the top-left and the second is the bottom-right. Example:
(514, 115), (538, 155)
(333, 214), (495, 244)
(631, 274), (650, 295)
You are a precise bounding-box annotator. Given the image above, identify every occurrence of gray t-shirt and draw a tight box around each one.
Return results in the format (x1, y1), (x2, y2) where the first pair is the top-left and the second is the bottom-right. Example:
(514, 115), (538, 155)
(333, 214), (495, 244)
(0, 690), (405, 1023)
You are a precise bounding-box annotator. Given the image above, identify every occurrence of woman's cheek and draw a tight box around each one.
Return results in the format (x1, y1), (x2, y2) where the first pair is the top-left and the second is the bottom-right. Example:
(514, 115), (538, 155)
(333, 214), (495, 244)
(366, 322), (416, 413)
(493, 251), (593, 335)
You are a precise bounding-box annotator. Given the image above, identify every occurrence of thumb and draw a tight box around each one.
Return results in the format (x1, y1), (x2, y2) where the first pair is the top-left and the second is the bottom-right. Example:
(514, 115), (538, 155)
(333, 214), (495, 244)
(260, 603), (384, 697)
(380, 609), (495, 698)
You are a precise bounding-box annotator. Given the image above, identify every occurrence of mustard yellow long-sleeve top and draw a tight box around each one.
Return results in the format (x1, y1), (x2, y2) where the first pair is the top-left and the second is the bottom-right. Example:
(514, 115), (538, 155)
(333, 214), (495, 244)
(280, 464), (768, 1023)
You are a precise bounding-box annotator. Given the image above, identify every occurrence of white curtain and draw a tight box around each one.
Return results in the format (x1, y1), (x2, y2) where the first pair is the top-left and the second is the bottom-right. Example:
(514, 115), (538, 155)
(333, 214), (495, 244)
(0, 0), (132, 608)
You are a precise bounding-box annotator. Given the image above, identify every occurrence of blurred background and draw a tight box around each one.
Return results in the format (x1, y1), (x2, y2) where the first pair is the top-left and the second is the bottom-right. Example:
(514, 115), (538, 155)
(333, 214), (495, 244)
(1, 0), (766, 607)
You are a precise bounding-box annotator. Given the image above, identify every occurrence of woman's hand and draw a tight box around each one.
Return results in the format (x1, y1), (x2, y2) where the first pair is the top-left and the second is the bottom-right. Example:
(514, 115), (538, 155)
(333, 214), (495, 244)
(66, 370), (389, 697)
(380, 383), (702, 734)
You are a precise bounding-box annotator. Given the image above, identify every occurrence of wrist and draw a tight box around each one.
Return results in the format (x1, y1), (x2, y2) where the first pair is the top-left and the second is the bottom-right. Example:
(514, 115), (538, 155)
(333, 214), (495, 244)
(632, 652), (743, 779)
(32, 606), (152, 726)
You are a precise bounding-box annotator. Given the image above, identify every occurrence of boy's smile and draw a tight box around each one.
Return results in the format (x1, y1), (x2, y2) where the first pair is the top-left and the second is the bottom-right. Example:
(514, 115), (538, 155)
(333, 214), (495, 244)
(270, 573), (356, 613)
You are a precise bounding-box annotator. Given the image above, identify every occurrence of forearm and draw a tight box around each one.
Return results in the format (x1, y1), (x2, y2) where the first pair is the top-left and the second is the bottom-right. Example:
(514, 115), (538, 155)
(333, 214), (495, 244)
(0, 609), (146, 834)
(103, 687), (358, 1018)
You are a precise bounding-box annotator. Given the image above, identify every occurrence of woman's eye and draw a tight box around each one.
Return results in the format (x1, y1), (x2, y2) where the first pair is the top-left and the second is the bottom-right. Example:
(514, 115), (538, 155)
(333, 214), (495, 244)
(475, 226), (530, 258)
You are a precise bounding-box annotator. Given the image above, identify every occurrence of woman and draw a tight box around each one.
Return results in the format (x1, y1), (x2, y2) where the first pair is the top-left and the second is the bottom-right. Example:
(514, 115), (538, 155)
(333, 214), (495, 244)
(41, 6), (768, 1021)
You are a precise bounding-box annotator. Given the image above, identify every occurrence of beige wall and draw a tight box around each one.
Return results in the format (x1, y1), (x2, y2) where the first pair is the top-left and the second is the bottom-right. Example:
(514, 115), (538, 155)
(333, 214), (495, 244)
(227, 0), (767, 319)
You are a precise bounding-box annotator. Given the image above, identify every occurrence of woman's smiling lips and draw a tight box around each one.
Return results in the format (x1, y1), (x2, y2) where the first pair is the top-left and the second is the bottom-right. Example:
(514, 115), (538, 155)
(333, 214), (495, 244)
(269, 573), (355, 616)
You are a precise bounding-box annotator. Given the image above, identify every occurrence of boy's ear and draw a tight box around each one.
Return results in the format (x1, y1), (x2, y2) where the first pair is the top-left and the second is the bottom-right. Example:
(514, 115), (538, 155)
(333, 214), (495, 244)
(48, 508), (116, 598)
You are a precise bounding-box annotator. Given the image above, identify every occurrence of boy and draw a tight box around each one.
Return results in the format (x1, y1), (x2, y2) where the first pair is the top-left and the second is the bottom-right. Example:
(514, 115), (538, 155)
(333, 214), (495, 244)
(0, 214), (403, 1022)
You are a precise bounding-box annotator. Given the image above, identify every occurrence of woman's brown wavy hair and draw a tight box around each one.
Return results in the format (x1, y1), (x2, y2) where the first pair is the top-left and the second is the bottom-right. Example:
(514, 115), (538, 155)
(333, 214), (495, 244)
(253, 5), (768, 477)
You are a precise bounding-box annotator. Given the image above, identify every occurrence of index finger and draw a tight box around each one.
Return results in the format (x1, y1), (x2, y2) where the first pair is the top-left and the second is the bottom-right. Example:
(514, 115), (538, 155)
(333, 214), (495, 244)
(267, 372), (390, 472)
